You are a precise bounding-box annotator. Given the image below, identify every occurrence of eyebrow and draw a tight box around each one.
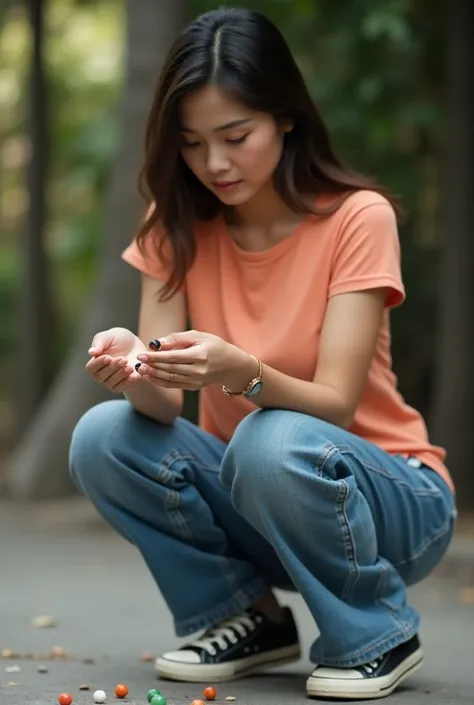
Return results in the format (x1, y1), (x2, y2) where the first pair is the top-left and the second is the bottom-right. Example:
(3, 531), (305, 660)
(179, 118), (252, 133)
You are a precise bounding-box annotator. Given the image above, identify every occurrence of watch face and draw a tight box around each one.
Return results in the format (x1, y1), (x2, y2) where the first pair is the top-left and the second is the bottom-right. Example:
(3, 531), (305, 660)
(245, 380), (263, 397)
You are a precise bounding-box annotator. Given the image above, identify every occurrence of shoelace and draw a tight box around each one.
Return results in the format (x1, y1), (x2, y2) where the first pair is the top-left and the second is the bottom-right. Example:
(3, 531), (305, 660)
(188, 613), (258, 656)
(361, 657), (384, 674)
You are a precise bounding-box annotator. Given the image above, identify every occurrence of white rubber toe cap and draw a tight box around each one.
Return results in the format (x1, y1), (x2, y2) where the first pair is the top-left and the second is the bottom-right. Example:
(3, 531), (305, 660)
(159, 650), (201, 664)
(309, 666), (364, 680)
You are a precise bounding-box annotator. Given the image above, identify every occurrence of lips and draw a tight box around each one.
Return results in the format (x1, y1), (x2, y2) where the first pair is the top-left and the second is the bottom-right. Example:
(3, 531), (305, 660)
(212, 180), (242, 188)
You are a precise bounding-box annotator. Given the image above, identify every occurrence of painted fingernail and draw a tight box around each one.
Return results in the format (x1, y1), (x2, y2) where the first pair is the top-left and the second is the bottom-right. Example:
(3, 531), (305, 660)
(148, 339), (161, 351)
(134, 362), (142, 371)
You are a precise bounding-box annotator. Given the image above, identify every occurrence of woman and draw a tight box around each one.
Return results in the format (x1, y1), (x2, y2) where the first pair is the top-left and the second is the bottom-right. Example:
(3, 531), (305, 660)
(69, 7), (456, 701)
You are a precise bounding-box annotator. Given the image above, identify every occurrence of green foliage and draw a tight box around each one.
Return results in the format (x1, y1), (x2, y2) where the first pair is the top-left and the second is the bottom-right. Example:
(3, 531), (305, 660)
(0, 0), (124, 363)
(188, 0), (442, 202)
(0, 248), (19, 357)
(188, 0), (443, 402)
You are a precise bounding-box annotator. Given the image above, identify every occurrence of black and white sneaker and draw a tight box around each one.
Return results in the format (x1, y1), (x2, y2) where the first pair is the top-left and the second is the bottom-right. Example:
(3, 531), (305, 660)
(306, 635), (423, 700)
(155, 606), (300, 682)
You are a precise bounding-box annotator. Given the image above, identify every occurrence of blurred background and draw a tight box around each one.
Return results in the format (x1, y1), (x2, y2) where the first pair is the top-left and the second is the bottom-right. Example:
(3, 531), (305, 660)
(1, 4), (473, 703)
(0, 0), (473, 515)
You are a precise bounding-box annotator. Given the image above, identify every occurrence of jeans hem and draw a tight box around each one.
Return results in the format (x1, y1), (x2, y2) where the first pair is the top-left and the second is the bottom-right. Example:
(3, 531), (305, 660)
(310, 622), (418, 668)
(173, 578), (270, 638)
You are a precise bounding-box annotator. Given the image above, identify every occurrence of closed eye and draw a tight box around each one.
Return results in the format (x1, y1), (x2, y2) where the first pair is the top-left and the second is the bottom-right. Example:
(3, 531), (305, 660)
(181, 134), (249, 149)
(227, 134), (249, 145)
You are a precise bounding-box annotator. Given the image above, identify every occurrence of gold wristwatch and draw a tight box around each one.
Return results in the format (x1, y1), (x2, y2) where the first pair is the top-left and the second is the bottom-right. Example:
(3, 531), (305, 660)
(222, 356), (264, 398)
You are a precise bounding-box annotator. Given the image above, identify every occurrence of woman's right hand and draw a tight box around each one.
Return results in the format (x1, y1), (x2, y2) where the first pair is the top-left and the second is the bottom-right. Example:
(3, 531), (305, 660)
(86, 327), (148, 393)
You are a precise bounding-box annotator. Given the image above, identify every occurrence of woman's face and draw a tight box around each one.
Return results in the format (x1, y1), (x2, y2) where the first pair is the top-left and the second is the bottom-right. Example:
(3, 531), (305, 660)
(178, 85), (290, 206)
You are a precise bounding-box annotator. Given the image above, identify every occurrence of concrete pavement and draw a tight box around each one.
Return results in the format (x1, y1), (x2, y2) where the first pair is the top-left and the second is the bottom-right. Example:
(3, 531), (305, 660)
(0, 499), (473, 705)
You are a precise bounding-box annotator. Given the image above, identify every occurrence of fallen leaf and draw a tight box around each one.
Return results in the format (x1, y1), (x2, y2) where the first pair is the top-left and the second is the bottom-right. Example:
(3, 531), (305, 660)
(51, 645), (67, 658)
(32, 614), (57, 628)
(0, 649), (16, 659)
(459, 587), (474, 604)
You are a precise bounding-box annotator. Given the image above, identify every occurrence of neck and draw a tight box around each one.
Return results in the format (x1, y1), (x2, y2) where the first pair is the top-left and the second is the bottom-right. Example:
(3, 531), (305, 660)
(225, 183), (296, 230)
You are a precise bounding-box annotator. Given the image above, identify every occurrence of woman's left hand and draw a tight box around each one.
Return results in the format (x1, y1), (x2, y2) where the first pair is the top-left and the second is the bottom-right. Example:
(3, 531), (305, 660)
(135, 330), (257, 391)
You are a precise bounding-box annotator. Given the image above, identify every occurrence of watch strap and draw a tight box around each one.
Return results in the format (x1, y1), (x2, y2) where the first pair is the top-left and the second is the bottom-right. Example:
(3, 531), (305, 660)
(222, 357), (263, 397)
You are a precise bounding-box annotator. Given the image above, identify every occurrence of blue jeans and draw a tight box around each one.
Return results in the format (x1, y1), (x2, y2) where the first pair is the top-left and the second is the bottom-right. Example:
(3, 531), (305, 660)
(69, 400), (456, 668)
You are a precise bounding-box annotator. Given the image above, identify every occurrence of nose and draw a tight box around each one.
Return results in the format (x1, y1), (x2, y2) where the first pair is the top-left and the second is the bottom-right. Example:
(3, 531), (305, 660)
(206, 144), (231, 175)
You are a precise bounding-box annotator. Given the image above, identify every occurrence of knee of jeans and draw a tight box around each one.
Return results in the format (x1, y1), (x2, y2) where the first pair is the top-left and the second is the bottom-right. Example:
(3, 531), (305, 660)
(220, 409), (294, 494)
(69, 399), (132, 493)
(221, 409), (343, 495)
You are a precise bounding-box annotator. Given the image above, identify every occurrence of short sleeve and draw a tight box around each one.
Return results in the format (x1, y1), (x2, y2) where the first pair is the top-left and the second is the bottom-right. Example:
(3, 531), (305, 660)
(329, 200), (405, 308)
(121, 206), (181, 287)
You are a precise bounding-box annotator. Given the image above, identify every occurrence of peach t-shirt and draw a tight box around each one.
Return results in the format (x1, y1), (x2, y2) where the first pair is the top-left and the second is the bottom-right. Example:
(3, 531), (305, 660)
(122, 190), (453, 491)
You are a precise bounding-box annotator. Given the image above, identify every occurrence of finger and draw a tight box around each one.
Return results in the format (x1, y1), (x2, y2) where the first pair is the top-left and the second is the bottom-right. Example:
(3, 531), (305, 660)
(138, 367), (200, 391)
(105, 365), (133, 389)
(135, 363), (191, 383)
(137, 349), (197, 364)
(86, 355), (127, 375)
(94, 358), (128, 384)
(99, 359), (129, 384)
(128, 369), (143, 383)
(138, 362), (193, 376)
(111, 377), (135, 393)
(154, 331), (200, 350)
(89, 334), (108, 356)
(86, 355), (113, 373)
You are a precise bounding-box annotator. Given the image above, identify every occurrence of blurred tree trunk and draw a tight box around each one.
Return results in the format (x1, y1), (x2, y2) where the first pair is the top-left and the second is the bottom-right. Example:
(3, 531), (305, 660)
(430, 0), (474, 510)
(0, 0), (15, 26)
(4, 0), (186, 499)
(15, 0), (55, 438)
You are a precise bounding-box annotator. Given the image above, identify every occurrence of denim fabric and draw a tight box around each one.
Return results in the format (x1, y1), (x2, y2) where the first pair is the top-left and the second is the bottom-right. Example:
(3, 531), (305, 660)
(69, 400), (456, 667)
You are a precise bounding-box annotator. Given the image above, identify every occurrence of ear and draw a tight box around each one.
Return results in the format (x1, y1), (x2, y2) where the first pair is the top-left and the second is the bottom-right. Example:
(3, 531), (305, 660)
(282, 120), (294, 133)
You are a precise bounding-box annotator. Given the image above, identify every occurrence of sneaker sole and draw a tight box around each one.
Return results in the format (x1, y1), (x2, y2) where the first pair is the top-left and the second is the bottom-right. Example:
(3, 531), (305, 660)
(306, 647), (423, 700)
(155, 644), (301, 683)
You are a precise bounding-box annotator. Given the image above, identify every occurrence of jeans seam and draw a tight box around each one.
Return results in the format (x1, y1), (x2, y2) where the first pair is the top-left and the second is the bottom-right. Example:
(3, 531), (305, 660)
(153, 450), (195, 542)
(318, 443), (339, 476)
(155, 450), (256, 600)
(335, 448), (452, 598)
(311, 439), (417, 647)
(312, 444), (360, 603)
(337, 480), (360, 604)
(375, 559), (392, 613)
(153, 449), (195, 483)
(339, 450), (442, 497)
(392, 514), (454, 568)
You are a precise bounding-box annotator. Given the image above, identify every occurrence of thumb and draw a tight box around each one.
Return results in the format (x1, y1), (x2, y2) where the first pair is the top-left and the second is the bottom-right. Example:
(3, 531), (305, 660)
(88, 332), (111, 356)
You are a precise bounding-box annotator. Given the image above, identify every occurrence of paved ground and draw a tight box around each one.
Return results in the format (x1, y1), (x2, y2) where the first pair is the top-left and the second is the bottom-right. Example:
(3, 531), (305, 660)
(0, 499), (473, 705)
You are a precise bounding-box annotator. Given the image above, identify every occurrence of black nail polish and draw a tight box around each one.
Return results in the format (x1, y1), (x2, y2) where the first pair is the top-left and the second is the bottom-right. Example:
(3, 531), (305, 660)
(135, 362), (142, 371)
(148, 339), (161, 351)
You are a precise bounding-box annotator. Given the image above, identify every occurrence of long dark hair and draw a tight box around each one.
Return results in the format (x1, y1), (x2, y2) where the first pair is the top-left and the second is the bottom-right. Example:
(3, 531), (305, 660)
(137, 7), (400, 300)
